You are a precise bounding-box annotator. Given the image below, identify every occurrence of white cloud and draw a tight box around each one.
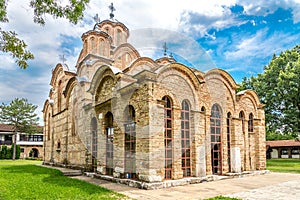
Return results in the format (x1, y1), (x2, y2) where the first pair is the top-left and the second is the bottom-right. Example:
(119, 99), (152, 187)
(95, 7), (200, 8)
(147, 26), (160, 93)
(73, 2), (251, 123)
(224, 28), (299, 60)
(0, 54), (16, 70)
(238, 0), (300, 23)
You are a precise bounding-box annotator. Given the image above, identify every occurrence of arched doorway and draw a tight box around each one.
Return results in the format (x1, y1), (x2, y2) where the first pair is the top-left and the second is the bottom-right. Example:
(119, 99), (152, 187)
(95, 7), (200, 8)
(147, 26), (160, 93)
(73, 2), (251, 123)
(30, 148), (39, 158)
(210, 104), (222, 175)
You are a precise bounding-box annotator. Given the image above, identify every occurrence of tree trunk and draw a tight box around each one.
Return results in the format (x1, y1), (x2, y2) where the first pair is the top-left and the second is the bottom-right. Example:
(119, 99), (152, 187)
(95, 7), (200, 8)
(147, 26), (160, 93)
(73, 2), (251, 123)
(12, 133), (16, 160)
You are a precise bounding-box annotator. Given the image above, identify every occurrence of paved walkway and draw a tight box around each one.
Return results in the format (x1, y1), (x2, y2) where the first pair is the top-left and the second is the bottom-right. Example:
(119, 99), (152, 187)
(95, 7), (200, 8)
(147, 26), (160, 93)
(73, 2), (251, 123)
(41, 165), (300, 199)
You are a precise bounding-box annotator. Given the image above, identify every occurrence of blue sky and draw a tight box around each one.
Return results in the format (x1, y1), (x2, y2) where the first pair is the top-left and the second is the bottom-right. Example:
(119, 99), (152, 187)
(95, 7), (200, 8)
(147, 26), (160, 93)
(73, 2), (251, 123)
(1, 0), (300, 124)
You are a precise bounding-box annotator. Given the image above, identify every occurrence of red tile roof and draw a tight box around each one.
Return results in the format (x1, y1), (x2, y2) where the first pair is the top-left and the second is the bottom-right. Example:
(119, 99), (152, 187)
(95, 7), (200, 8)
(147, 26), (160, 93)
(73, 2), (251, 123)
(0, 124), (14, 132)
(266, 140), (300, 147)
(0, 124), (43, 132)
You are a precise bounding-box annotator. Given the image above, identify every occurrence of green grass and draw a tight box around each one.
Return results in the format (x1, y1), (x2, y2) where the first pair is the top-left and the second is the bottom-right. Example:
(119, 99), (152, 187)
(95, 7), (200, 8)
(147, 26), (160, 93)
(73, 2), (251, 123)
(267, 158), (300, 173)
(0, 160), (127, 200)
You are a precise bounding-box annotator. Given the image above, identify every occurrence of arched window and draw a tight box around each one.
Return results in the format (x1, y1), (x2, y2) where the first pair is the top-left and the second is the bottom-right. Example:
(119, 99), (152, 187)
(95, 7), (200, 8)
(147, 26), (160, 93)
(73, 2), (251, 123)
(210, 104), (222, 175)
(226, 112), (232, 172)
(239, 111), (245, 133)
(201, 106), (206, 113)
(83, 40), (87, 55)
(181, 100), (191, 177)
(116, 29), (122, 46)
(248, 113), (254, 133)
(124, 105), (136, 179)
(57, 80), (62, 112)
(90, 37), (96, 53)
(99, 39), (105, 56)
(47, 113), (51, 140)
(71, 115), (76, 136)
(163, 96), (173, 180)
(91, 117), (98, 171)
(105, 112), (114, 175)
(239, 111), (246, 170)
(57, 139), (61, 149)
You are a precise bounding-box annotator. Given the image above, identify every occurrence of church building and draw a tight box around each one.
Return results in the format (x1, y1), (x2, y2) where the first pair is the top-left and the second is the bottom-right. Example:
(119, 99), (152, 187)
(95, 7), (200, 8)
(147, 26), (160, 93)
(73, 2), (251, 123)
(42, 9), (266, 183)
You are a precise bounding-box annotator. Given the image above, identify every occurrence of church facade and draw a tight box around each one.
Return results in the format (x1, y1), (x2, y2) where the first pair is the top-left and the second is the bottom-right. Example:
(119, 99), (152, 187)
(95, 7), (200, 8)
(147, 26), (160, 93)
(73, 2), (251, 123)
(43, 19), (266, 182)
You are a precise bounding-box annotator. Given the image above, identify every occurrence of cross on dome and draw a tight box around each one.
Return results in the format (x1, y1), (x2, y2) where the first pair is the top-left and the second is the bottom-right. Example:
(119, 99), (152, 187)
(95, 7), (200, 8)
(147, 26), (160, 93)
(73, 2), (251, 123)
(109, 3), (116, 20)
(163, 42), (168, 56)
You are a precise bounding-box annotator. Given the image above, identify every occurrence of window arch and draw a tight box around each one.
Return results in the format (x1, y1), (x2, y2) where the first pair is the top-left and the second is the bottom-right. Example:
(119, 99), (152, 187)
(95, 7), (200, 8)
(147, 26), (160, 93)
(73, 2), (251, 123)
(210, 104), (222, 175)
(57, 139), (61, 150)
(163, 96), (173, 180)
(99, 39), (105, 56)
(124, 105), (136, 179)
(181, 100), (191, 177)
(83, 40), (88, 55)
(47, 113), (51, 140)
(105, 112), (114, 175)
(226, 112), (232, 172)
(239, 111), (247, 170)
(57, 80), (62, 112)
(201, 106), (206, 113)
(90, 37), (96, 53)
(239, 111), (245, 133)
(116, 29), (122, 46)
(248, 113), (254, 133)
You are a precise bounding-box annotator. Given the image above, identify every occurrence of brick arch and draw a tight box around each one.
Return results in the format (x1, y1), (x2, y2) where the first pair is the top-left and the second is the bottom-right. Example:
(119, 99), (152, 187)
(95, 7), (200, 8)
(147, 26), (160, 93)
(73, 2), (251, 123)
(204, 73), (237, 112)
(124, 57), (159, 75)
(88, 65), (117, 96)
(237, 90), (262, 118)
(63, 77), (78, 108)
(95, 75), (115, 103)
(50, 63), (69, 86)
(157, 90), (180, 109)
(205, 68), (238, 90)
(112, 43), (140, 70)
(156, 63), (201, 110)
(157, 63), (203, 91)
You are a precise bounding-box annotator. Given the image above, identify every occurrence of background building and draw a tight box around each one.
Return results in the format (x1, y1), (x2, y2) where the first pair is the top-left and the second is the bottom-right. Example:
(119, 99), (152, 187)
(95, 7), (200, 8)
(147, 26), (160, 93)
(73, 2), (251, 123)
(0, 123), (43, 159)
(267, 140), (300, 159)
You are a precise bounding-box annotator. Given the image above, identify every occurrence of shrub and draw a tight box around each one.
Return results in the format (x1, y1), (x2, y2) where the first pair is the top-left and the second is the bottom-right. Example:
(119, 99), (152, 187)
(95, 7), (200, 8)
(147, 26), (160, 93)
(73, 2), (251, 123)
(0, 145), (21, 159)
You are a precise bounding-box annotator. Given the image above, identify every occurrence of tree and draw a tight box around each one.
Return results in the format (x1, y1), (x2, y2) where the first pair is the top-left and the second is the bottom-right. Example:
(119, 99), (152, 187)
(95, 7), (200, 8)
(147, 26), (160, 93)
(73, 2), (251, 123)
(0, 0), (90, 69)
(239, 45), (300, 139)
(0, 98), (39, 160)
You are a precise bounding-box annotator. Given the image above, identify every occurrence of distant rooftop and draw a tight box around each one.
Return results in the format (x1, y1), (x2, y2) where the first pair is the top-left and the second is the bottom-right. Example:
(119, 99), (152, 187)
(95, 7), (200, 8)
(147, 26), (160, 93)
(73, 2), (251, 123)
(266, 140), (300, 147)
(0, 123), (43, 133)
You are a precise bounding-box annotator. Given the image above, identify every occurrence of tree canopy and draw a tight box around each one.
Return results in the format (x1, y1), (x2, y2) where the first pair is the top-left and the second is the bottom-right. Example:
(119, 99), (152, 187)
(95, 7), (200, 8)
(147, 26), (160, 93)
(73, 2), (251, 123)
(0, 98), (39, 159)
(0, 0), (90, 69)
(240, 45), (300, 138)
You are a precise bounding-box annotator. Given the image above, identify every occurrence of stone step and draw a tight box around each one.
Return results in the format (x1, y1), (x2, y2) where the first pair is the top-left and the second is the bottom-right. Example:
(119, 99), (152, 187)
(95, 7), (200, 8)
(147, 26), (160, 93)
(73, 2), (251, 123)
(62, 171), (83, 176)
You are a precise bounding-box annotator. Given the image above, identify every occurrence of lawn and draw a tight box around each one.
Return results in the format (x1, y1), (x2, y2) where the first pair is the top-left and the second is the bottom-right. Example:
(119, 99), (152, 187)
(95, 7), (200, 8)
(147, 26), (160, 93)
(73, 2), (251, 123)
(267, 158), (300, 173)
(0, 160), (127, 200)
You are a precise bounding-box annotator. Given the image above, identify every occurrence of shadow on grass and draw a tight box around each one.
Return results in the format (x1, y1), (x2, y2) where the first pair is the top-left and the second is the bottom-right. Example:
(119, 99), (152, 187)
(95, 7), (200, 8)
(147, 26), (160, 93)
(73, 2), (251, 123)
(1, 165), (112, 195)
